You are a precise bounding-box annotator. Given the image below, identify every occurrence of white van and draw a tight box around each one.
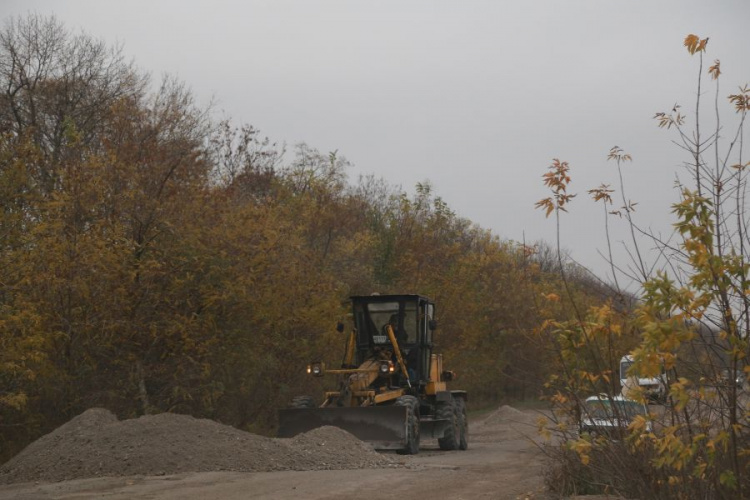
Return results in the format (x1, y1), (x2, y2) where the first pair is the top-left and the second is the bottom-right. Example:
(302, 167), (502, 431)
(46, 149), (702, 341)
(619, 354), (667, 402)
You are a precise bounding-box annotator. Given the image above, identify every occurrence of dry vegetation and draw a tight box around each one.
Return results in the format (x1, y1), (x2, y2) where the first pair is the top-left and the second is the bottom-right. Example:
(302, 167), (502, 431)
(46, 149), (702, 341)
(0, 14), (608, 465)
(536, 35), (750, 499)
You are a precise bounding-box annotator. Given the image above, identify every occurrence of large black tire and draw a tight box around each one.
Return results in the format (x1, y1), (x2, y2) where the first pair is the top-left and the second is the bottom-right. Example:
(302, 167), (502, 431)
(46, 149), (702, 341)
(455, 397), (468, 450)
(395, 395), (420, 455)
(289, 395), (315, 409)
(437, 397), (459, 450)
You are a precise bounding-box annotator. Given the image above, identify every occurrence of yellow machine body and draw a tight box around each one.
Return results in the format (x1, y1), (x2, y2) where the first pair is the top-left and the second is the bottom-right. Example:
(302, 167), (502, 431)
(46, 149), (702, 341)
(277, 294), (468, 453)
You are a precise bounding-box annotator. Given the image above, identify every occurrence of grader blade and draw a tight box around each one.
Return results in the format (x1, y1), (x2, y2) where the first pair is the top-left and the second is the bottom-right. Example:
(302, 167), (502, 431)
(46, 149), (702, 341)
(277, 406), (409, 450)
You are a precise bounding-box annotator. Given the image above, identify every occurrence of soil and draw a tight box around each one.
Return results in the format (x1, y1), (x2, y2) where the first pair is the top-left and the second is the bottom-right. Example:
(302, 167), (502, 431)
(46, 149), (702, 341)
(0, 404), (557, 499)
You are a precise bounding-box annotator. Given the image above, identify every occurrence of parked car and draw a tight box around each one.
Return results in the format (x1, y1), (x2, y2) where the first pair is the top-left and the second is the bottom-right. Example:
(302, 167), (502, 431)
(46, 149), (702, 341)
(578, 394), (652, 438)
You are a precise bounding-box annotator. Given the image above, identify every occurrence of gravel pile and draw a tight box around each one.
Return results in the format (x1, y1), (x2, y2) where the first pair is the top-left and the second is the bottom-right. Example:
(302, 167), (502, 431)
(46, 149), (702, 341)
(288, 426), (392, 469)
(482, 405), (536, 426)
(474, 405), (546, 442)
(0, 409), (396, 484)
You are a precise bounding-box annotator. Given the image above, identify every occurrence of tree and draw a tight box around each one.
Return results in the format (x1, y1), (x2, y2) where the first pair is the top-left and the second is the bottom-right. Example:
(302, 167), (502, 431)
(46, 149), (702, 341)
(537, 34), (750, 499)
(0, 13), (584, 465)
(0, 14), (146, 192)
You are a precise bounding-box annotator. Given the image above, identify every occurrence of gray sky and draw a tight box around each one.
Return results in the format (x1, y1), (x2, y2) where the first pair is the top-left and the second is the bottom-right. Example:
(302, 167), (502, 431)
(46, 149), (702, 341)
(3, 1), (749, 287)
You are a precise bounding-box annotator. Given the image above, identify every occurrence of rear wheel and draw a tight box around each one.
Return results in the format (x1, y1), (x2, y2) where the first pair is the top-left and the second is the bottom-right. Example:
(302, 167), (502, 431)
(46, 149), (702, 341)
(437, 397), (459, 450)
(289, 395), (315, 409)
(395, 395), (420, 455)
(455, 397), (468, 450)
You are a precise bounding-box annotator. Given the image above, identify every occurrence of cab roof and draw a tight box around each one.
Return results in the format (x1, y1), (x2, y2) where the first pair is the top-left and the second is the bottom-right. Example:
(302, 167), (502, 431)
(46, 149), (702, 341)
(350, 294), (433, 303)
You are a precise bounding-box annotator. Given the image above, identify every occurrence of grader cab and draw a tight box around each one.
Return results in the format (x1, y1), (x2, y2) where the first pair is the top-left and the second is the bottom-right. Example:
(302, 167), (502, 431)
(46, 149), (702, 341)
(277, 294), (467, 454)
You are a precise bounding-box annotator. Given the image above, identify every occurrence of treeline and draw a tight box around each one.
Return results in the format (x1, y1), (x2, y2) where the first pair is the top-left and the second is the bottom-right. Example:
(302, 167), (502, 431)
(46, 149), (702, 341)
(0, 15), (604, 461)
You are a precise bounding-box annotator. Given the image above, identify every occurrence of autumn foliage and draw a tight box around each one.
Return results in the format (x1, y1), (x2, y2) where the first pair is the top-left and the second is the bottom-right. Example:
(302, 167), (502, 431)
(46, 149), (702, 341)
(538, 34), (750, 499)
(0, 15), (601, 462)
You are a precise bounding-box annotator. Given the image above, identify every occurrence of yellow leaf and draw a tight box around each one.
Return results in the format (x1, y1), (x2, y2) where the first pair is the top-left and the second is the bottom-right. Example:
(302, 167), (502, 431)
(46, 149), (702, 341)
(698, 37), (709, 53)
(683, 34), (708, 55)
(684, 34), (700, 54)
(709, 59), (721, 80)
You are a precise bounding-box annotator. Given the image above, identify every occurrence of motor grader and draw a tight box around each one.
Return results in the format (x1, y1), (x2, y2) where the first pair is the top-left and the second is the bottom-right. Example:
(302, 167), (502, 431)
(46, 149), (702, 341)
(277, 294), (467, 454)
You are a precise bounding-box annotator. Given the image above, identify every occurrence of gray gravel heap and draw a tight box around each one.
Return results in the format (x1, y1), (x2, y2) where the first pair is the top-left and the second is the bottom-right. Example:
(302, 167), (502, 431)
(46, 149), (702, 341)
(0, 408), (396, 484)
(473, 405), (545, 443)
(482, 405), (533, 426)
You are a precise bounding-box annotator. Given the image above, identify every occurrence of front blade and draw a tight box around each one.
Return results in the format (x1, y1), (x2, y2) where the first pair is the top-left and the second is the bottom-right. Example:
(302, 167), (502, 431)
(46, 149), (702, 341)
(277, 406), (408, 450)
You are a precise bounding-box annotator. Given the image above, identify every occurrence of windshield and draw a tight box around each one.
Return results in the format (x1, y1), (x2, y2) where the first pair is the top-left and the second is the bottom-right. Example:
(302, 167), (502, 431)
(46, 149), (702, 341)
(353, 300), (418, 347)
(584, 399), (646, 420)
(620, 359), (634, 380)
(367, 302), (400, 345)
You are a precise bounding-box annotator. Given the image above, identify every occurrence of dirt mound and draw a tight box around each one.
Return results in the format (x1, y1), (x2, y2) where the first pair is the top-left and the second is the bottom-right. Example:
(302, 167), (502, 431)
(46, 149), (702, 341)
(288, 426), (391, 469)
(482, 405), (538, 427)
(473, 405), (547, 443)
(0, 409), (396, 484)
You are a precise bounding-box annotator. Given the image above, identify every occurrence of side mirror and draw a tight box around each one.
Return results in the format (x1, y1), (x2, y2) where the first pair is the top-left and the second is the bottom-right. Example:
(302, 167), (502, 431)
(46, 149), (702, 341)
(336, 322), (345, 333)
(429, 319), (438, 331)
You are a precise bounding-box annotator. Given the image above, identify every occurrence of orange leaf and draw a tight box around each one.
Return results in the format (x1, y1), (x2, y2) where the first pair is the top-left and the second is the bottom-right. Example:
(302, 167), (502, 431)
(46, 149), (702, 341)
(709, 59), (721, 80)
(684, 34), (708, 55)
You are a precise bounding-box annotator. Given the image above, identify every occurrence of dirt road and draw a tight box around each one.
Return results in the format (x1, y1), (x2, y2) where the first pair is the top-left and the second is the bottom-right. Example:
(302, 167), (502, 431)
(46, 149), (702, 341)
(0, 406), (551, 500)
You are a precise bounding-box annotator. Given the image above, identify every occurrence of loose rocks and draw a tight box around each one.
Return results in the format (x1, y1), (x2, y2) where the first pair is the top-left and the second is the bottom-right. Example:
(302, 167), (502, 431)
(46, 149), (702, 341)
(473, 405), (547, 443)
(0, 409), (395, 484)
(288, 426), (393, 470)
(482, 405), (531, 425)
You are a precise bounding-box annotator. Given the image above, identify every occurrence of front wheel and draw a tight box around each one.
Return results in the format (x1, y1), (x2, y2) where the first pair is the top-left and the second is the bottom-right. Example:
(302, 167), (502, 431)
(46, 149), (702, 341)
(395, 395), (420, 455)
(437, 397), (459, 450)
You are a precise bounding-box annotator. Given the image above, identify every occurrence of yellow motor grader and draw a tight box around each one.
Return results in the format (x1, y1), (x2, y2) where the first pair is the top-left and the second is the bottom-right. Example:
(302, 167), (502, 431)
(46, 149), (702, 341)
(277, 294), (467, 454)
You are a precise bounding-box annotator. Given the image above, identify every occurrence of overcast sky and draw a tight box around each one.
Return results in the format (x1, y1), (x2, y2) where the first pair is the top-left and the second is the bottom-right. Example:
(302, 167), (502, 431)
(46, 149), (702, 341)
(2, 1), (749, 287)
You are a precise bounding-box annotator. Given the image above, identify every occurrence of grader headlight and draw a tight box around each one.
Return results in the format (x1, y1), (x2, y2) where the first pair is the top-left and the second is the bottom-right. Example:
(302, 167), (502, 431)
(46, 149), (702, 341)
(307, 362), (325, 377)
(379, 361), (394, 376)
